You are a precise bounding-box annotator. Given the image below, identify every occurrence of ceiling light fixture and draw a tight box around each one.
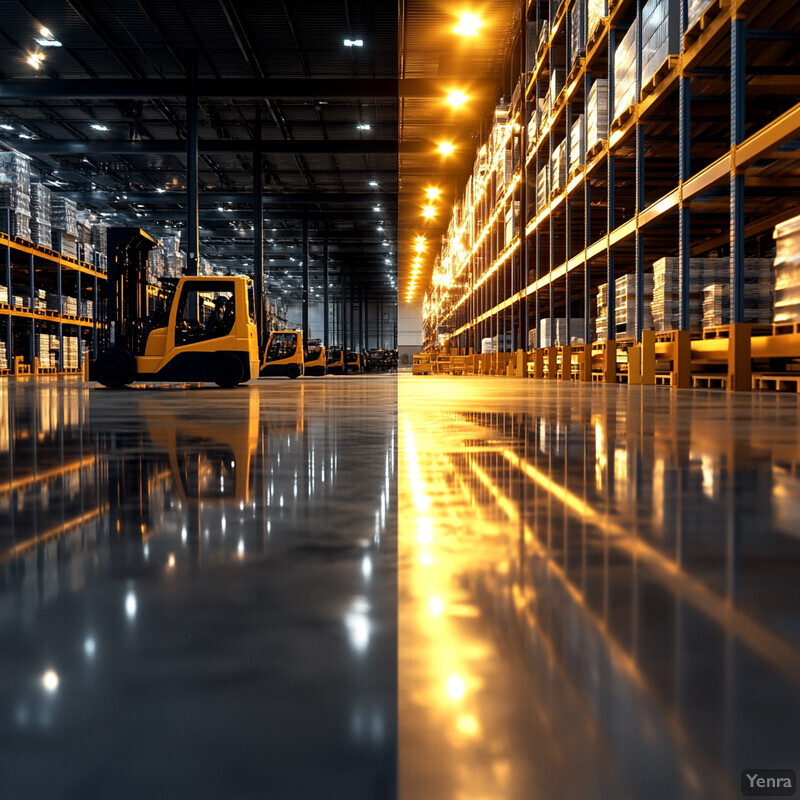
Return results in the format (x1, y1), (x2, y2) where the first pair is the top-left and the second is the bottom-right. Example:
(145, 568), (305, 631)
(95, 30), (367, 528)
(454, 13), (483, 36)
(356, 123), (372, 131)
(0, 124), (13, 131)
(425, 187), (441, 200)
(89, 122), (109, 132)
(343, 39), (364, 47)
(369, 180), (378, 186)
(35, 27), (62, 47)
(445, 90), (468, 108)
(27, 52), (44, 70)
(422, 205), (437, 219)
(437, 141), (455, 156)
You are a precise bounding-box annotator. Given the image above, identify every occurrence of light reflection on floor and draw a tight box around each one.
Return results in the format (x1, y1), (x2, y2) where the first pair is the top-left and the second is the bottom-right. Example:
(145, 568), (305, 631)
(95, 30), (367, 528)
(398, 375), (800, 800)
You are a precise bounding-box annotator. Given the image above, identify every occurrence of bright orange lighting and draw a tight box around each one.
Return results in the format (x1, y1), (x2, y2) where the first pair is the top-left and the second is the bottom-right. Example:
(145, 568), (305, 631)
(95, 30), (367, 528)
(454, 12), (483, 36)
(425, 187), (441, 200)
(414, 236), (427, 252)
(422, 205), (437, 219)
(445, 90), (468, 108)
(437, 141), (455, 156)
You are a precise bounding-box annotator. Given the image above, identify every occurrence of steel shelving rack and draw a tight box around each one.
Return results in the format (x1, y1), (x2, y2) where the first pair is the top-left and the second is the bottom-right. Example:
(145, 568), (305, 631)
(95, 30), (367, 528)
(1, 232), (106, 374)
(423, 0), (800, 390)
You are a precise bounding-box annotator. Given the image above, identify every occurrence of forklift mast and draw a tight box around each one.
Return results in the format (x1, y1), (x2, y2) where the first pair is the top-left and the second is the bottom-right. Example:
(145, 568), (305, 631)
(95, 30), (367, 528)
(106, 228), (158, 352)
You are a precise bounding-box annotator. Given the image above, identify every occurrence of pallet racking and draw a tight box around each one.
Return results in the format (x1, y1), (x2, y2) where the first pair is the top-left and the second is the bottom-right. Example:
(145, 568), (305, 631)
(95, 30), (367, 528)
(1, 232), (106, 375)
(422, 0), (800, 391)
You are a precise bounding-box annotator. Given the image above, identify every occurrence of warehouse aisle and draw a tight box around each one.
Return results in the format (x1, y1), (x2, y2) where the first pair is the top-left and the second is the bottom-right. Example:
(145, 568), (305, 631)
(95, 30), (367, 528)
(0, 376), (397, 800)
(398, 375), (800, 800)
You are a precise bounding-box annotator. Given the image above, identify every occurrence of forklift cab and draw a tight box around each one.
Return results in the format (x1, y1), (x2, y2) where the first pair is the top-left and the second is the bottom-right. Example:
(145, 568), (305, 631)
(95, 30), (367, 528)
(94, 229), (258, 388)
(261, 330), (304, 378)
(304, 338), (326, 377)
(326, 346), (345, 375)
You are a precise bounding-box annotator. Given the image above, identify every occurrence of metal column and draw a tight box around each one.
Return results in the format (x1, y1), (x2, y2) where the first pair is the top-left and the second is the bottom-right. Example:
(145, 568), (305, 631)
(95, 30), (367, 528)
(363, 286), (369, 351)
(253, 105), (264, 348)
(584, 72), (592, 345)
(679, 0), (691, 331)
(341, 269), (347, 348)
(5, 247), (12, 362)
(186, 49), (199, 276)
(302, 214), (310, 343)
(606, 26), (616, 341)
(323, 239), (329, 348)
(730, 16), (746, 323)
(635, 0), (645, 340)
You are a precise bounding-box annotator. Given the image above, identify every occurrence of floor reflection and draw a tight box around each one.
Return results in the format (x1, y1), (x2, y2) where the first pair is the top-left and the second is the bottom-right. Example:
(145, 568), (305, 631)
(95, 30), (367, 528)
(0, 376), (396, 800)
(399, 376), (800, 800)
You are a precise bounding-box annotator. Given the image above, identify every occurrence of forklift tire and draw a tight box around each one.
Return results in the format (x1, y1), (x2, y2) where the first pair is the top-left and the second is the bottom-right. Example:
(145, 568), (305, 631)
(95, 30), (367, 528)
(209, 353), (244, 388)
(286, 364), (301, 379)
(95, 348), (135, 388)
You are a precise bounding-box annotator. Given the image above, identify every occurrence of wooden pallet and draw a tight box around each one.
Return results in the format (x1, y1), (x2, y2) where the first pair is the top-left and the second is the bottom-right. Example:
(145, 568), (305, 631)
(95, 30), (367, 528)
(655, 373), (673, 386)
(0, 369), (10, 376)
(585, 138), (606, 161)
(568, 163), (586, 181)
(587, 22), (605, 51)
(773, 321), (800, 336)
(692, 373), (728, 389)
(611, 105), (634, 130)
(753, 373), (800, 393)
(701, 324), (772, 339)
(567, 57), (585, 86)
(640, 55), (679, 99)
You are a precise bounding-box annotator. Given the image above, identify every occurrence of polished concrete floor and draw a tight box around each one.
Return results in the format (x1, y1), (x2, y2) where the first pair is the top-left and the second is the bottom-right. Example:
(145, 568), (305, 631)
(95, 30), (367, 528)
(398, 376), (800, 800)
(0, 376), (396, 800)
(2, 374), (800, 799)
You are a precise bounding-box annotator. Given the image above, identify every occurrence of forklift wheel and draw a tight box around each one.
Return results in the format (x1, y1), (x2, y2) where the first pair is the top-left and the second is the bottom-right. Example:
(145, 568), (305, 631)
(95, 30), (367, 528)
(95, 348), (134, 388)
(286, 364), (301, 379)
(209, 353), (244, 388)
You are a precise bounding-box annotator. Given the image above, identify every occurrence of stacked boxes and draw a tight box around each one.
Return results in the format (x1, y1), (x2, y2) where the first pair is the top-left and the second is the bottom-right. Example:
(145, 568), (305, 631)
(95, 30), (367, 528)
(613, 19), (639, 120)
(552, 139), (568, 193)
(615, 273), (654, 337)
(641, 0), (680, 88)
(538, 20), (550, 56)
(596, 282), (609, 340)
(774, 214), (800, 324)
(688, 0), (714, 29)
(570, 115), (586, 170)
(652, 257), (774, 331)
(30, 183), (52, 247)
(504, 201), (520, 247)
(91, 220), (108, 270)
(80, 299), (94, 318)
(76, 209), (94, 264)
(36, 332), (58, 369)
(0, 283), (7, 303)
(0, 339), (7, 370)
(571, 0), (586, 66)
(47, 295), (78, 316)
(589, 0), (608, 40)
(539, 317), (587, 346)
(63, 335), (79, 370)
(586, 79), (609, 151)
(52, 198), (79, 257)
(0, 152), (32, 241)
(537, 165), (550, 212)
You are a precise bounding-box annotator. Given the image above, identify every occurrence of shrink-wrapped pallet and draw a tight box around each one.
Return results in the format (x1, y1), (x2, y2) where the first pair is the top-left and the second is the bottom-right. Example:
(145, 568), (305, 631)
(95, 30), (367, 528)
(0, 151), (31, 240)
(571, 114), (586, 169)
(774, 215), (800, 324)
(641, 0), (680, 88)
(586, 79), (609, 151)
(613, 19), (638, 119)
(588, 0), (608, 39)
(688, 0), (715, 29)
(51, 197), (78, 236)
(30, 183), (52, 247)
(571, 0), (586, 65)
(537, 165), (550, 212)
(615, 273), (654, 337)
(552, 139), (568, 193)
(539, 317), (587, 346)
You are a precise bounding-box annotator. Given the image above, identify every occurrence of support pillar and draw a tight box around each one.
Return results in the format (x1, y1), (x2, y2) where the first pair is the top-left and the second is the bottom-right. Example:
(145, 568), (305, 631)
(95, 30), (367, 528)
(186, 49), (199, 276)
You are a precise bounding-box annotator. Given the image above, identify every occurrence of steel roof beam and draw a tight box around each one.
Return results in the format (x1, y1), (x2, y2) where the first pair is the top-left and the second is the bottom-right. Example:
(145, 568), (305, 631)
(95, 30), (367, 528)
(56, 191), (395, 205)
(0, 78), (492, 100)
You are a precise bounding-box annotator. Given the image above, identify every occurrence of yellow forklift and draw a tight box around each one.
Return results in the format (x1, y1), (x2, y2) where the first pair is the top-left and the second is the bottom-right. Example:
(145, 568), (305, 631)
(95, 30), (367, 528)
(344, 349), (363, 374)
(93, 229), (259, 388)
(326, 346), (345, 375)
(304, 338), (326, 376)
(261, 330), (305, 378)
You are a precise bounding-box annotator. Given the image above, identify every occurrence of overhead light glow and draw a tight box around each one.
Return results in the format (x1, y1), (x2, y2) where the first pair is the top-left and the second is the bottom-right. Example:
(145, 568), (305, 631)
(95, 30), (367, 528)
(454, 12), (483, 36)
(0, 124), (13, 131)
(445, 90), (468, 108)
(343, 38), (364, 47)
(35, 27), (62, 47)
(27, 53), (44, 69)
(422, 205), (436, 219)
(41, 669), (59, 693)
(437, 141), (455, 156)
(356, 123), (372, 130)
(89, 123), (109, 132)
(425, 187), (441, 200)
(369, 180), (378, 186)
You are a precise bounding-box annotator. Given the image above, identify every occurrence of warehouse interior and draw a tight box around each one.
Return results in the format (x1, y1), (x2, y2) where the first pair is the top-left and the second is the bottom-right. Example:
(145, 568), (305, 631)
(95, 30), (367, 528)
(3, 1), (800, 799)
